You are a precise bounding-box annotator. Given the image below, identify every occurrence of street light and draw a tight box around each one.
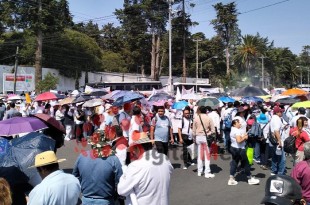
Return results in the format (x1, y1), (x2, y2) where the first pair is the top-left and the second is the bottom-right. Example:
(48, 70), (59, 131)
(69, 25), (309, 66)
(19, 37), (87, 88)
(259, 56), (267, 89)
(194, 39), (202, 92)
(200, 55), (218, 79)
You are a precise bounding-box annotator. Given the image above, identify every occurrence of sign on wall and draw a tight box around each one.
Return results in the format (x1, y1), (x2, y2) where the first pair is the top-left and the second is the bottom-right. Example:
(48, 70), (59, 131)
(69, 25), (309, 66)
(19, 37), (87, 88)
(3, 73), (35, 93)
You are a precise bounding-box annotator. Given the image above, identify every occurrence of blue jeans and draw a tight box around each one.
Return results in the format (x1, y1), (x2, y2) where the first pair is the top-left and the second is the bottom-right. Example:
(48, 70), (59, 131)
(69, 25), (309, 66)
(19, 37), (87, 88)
(270, 145), (286, 175)
(82, 196), (114, 205)
(223, 129), (231, 150)
(254, 140), (261, 162)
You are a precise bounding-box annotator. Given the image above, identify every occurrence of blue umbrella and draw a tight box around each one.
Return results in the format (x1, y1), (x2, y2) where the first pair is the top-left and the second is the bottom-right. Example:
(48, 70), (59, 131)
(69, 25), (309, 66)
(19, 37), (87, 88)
(240, 96), (263, 104)
(113, 92), (144, 106)
(218, 96), (235, 103)
(172, 101), (188, 109)
(148, 92), (174, 102)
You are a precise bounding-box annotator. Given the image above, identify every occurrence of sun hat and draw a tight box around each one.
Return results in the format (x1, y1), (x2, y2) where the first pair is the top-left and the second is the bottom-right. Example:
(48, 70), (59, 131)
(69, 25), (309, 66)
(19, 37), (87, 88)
(29, 151), (66, 168)
(257, 113), (269, 124)
(129, 131), (154, 148)
(261, 175), (303, 205)
(89, 129), (115, 158)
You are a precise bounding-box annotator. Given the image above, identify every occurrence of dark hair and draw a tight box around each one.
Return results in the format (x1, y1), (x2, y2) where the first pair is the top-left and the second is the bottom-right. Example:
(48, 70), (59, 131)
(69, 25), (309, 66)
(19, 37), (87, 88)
(232, 119), (239, 127)
(233, 101), (240, 107)
(141, 142), (153, 151)
(199, 106), (207, 113)
(183, 106), (191, 112)
(9, 102), (15, 108)
(227, 102), (234, 108)
(45, 103), (51, 109)
(205, 106), (212, 112)
(37, 162), (59, 173)
(115, 126), (123, 137)
(155, 106), (165, 112)
(132, 106), (141, 115)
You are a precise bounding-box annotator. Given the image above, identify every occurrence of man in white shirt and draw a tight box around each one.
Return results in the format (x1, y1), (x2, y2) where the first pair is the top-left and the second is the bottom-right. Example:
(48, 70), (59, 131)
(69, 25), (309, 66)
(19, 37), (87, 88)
(290, 107), (309, 128)
(118, 137), (173, 205)
(270, 106), (286, 175)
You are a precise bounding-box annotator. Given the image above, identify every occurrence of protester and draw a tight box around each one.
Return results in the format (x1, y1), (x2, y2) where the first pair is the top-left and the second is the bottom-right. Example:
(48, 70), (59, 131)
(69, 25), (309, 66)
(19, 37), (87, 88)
(3, 102), (19, 119)
(118, 133), (173, 205)
(178, 106), (194, 169)
(150, 106), (174, 155)
(0, 178), (12, 205)
(257, 113), (270, 170)
(112, 102), (132, 138)
(73, 130), (123, 205)
(222, 102), (235, 152)
(261, 175), (306, 205)
(270, 106), (287, 175)
(192, 106), (215, 178)
(63, 104), (75, 141)
(28, 151), (80, 205)
(227, 119), (259, 185)
(291, 142), (310, 204)
(290, 107), (310, 128)
(74, 104), (85, 142)
(290, 117), (310, 163)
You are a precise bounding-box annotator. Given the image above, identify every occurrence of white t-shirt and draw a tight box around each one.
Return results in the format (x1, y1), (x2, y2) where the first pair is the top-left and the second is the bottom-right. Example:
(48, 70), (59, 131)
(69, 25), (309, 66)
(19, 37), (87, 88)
(270, 114), (288, 143)
(233, 116), (247, 134)
(230, 126), (246, 149)
(178, 117), (193, 140)
(129, 115), (143, 144)
(208, 111), (220, 133)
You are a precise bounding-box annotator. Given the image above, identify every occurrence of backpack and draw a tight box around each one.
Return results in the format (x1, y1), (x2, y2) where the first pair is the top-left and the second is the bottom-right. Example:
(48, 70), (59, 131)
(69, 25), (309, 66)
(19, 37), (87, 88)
(223, 108), (235, 129)
(248, 121), (262, 138)
(283, 135), (297, 154)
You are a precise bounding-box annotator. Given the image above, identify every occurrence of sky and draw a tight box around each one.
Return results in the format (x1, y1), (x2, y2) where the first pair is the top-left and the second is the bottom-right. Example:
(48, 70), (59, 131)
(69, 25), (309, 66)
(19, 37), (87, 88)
(68, 0), (310, 55)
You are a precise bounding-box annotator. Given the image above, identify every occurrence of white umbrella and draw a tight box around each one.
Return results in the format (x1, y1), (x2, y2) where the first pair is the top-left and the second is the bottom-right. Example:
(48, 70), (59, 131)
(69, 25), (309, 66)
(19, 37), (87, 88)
(83, 99), (103, 107)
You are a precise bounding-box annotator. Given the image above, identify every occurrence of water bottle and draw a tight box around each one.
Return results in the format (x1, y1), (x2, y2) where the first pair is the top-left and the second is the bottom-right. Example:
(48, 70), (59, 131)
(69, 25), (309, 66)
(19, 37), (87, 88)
(276, 146), (282, 155)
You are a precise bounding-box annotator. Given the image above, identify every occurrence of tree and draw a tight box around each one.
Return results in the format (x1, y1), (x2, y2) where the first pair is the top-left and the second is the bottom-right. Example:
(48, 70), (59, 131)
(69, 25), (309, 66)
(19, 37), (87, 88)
(211, 2), (239, 76)
(0, 0), (73, 91)
(36, 72), (59, 92)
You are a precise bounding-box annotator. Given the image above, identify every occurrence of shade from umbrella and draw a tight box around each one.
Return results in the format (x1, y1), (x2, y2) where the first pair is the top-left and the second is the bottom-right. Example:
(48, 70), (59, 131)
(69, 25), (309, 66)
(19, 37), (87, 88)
(0, 132), (55, 186)
(148, 92), (174, 102)
(218, 96), (235, 103)
(291, 101), (310, 108)
(172, 101), (188, 109)
(230, 86), (268, 97)
(0, 117), (48, 136)
(282, 88), (308, 96)
(240, 96), (263, 104)
(196, 97), (220, 109)
(72, 95), (92, 104)
(83, 99), (103, 107)
(113, 92), (144, 106)
(35, 92), (58, 101)
(59, 97), (75, 105)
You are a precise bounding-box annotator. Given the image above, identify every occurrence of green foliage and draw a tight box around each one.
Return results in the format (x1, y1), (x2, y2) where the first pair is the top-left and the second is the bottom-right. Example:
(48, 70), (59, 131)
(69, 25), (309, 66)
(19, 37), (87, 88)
(36, 72), (58, 92)
(102, 51), (127, 73)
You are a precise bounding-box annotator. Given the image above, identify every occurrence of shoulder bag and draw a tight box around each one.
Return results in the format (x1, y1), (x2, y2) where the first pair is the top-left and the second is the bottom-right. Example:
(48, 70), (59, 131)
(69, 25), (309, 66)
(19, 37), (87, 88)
(198, 114), (215, 147)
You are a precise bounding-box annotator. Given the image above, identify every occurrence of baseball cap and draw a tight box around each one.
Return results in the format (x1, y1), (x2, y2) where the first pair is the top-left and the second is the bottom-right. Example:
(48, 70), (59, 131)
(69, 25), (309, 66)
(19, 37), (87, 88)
(298, 107), (306, 115)
(273, 106), (284, 113)
(261, 175), (303, 205)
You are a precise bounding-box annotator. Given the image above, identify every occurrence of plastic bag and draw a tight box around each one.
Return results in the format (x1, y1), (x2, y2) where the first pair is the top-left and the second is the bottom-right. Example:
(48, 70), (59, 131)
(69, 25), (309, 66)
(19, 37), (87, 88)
(246, 147), (254, 165)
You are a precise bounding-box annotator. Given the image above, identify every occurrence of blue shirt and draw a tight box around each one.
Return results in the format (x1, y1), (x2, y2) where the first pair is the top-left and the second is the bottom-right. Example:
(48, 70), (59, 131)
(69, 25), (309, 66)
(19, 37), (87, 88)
(72, 152), (123, 199)
(152, 116), (171, 142)
(28, 170), (80, 205)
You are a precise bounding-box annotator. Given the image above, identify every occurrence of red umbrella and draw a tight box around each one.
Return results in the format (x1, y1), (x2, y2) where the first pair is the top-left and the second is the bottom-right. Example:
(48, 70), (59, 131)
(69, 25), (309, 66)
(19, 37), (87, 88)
(35, 92), (58, 101)
(33, 113), (65, 134)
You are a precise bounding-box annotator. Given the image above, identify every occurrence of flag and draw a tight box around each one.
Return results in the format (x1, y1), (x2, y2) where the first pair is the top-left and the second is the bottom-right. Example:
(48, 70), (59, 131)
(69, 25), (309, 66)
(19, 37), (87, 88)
(25, 93), (31, 103)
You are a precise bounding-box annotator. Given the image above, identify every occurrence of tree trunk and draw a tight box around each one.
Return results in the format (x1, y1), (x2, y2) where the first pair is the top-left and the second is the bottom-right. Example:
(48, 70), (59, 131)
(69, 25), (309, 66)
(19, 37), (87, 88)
(150, 33), (156, 80)
(75, 69), (79, 89)
(226, 46), (230, 75)
(155, 35), (160, 81)
(141, 64), (145, 77)
(35, 29), (43, 93)
(159, 50), (165, 77)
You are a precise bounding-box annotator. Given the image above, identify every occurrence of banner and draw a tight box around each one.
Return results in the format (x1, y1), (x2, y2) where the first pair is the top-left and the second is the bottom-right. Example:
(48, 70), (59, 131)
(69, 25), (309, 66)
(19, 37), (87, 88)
(85, 85), (110, 94)
(181, 86), (194, 96)
(3, 74), (35, 93)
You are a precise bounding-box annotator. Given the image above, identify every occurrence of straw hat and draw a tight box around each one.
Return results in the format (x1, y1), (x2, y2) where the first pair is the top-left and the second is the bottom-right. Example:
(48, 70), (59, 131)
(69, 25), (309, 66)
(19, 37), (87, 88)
(129, 131), (154, 147)
(89, 129), (115, 158)
(29, 151), (66, 168)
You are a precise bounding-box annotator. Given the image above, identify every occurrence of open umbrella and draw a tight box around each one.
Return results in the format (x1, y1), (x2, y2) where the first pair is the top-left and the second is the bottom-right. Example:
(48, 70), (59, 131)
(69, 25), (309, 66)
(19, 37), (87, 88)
(148, 92), (174, 102)
(240, 96), (263, 104)
(7, 94), (22, 101)
(102, 90), (121, 100)
(172, 101), (188, 109)
(0, 117), (48, 136)
(292, 101), (310, 108)
(72, 95), (91, 104)
(230, 85), (268, 97)
(59, 97), (75, 105)
(182, 93), (199, 100)
(34, 113), (65, 134)
(83, 99), (103, 107)
(196, 97), (220, 109)
(113, 92), (144, 106)
(35, 92), (58, 101)
(218, 96), (235, 103)
(0, 132), (55, 186)
(89, 90), (108, 98)
(282, 88), (308, 96)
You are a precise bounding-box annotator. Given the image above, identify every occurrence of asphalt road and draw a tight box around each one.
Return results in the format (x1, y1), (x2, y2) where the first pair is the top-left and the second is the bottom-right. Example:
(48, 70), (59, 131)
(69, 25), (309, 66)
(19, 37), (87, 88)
(56, 141), (294, 205)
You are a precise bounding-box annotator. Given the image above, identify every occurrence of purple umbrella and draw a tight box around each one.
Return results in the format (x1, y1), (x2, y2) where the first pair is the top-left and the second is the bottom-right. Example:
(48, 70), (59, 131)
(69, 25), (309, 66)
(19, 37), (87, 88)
(0, 117), (48, 136)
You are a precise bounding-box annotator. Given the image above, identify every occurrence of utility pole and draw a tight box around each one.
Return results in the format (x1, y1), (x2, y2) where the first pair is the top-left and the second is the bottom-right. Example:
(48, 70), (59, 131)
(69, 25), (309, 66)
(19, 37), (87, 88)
(259, 56), (267, 89)
(13, 46), (19, 94)
(194, 39), (202, 92)
(35, 0), (43, 92)
(182, 0), (186, 83)
(168, 0), (174, 94)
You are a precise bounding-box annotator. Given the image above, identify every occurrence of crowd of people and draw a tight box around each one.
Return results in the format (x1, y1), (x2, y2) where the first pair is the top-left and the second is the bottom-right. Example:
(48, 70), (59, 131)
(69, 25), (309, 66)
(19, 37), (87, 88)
(1, 93), (310, 205)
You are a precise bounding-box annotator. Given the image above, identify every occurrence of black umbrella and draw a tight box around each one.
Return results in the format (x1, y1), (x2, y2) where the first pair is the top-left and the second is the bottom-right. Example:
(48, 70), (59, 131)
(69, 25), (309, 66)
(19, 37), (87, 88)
(90, 91), (108, 98)
(230, 85), (268, 97)
(148, 92), (174, 102)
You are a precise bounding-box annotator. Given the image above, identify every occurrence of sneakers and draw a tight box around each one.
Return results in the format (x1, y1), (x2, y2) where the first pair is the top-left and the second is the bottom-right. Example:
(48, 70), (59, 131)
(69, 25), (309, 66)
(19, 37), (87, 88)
(183, 166), (188, 170)
(270, 172), (276, 176)
(228, 177), (238, 185)
(260, 165), (268, 170)
(197, 172), (202, 177)
(253, 159), (261, 164)
(248, 177), (260, 185)
(205, 173), (215, 178)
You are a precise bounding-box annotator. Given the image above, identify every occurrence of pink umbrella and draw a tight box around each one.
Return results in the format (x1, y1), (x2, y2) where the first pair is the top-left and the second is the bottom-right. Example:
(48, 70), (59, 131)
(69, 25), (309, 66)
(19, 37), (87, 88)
(35, 92), (58, 101)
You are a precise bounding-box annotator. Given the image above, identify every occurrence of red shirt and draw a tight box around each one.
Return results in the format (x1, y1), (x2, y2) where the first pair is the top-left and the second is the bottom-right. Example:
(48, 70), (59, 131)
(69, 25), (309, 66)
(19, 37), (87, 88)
(289, 127), (310, 151)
